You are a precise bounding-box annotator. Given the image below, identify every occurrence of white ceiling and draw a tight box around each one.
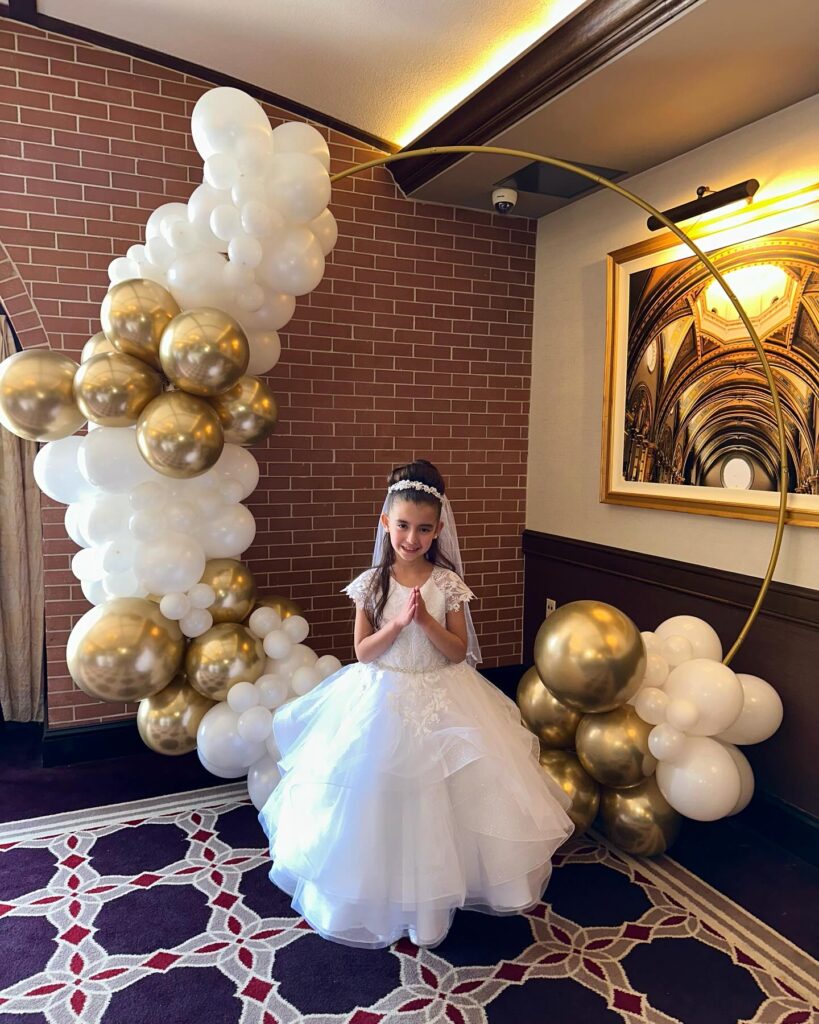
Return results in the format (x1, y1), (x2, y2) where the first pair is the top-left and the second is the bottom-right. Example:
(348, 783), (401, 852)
(38, 0), (590, 147)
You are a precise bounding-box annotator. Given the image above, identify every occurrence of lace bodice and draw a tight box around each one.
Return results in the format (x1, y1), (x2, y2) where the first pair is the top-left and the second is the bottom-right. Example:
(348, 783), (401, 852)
(343, 567), (475, 674)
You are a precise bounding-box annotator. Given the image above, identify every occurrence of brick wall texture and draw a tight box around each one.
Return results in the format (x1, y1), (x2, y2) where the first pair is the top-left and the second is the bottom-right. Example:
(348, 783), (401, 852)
(0, 18), (536, 729)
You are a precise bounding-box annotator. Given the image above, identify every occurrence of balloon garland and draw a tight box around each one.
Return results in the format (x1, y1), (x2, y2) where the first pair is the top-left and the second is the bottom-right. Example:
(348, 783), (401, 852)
(0, 94), (786, 836)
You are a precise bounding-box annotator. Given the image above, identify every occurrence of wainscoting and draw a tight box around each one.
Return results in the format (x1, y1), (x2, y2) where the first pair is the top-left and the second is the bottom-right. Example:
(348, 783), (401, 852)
(522, 531), (819, 833)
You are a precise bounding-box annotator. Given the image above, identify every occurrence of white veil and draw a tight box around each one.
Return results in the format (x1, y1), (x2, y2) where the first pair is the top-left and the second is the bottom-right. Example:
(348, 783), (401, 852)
(373, 493), (482, 666)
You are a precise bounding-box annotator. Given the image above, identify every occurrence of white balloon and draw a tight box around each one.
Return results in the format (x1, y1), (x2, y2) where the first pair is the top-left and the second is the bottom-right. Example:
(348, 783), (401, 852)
(271, 121), (331, 170)
(656, 736), (742, 821)
(640, 630), (661, 654)
(228, 232), (263, 269)
(82, 493), (133, 545)
(656, 615), (723, 662)
(130, 480), (171, 511)
(292, 666), (321, 696)
(188, 583), (216, 609)
(146, 202), (187, 242)
(276, 643), (315, 677)
(282, 615), (309, 643)
(239, 292), (296, 332)
(65, 504), (90, 547)
(643, 653), (670, 689)
(221, 478), (244, 504)
(241, 200), (282, 237)
(236, 133), (275, 176)
(246, 330), (281, 376)
(223, 260), (255, 292)
(160, 592), (190, 620)
(248, 607), (281, 638)
(256, 673), (289, 709)
(71, 546), (106, 582)
(316, 654), (342, 679)
(197, 749), (248, 779)
(267, 152), (330, 224)
(664, 658), (744, 736)
(108, 256), (139, 284)
(204, 152), (239, 191)
(198, 504), (256, 558)
(246, 753), (281, 810)
(648, 723), (687, 763)
(191, 87), (272, 162)
(226, 681), (261, 714)
(163, 219), (198, 254)
(210, 203), (243, 241)
(214, 445), (259, 499)
(660, 634), (694, 668)
(179, 607), (213, 638)
(309, 208), (338, 256)
(232, 175), (268, 207)
(188, 182), (231, 229)
(166, 250), (228, 310)
(634, 686), (669, 726)
(721, 742), (755, 814)
(235, 284), (265, 312)
(716, 674), (784, 745)
(165, 499), (197, 533)
(145, 234), (175, 269)
(79, 427), (154, 492)
(196, 701), (265, 769)
(238, 705), (272, 743)
(264, 732), (281, 760)
(264, 629), (292, 660)
(102, 569), (145, 599)
(257, 226), (324, 296)
(34, 437), (93, 505)
(666, 698), (700, 732)
(129, 509), (163, 542)
(80, 577), (108, 605)
(133, 532), (206, 596)
(101, 538), (133, 573)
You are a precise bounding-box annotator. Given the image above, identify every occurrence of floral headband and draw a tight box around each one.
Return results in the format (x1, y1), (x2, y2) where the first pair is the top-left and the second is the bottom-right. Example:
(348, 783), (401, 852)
(387, 480), (444, 501)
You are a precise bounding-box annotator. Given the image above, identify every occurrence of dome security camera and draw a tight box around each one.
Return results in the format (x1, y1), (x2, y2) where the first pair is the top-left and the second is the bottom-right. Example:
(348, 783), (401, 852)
(491, 187), (518, 214)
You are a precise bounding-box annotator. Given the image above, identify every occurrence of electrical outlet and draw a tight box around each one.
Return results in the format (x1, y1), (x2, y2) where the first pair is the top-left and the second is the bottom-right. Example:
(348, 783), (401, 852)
(545, 597), (557, 617)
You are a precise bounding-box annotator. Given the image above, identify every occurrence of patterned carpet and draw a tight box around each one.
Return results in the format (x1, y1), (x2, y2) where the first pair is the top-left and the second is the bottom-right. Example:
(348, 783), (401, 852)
(0, 786), (816, 1024)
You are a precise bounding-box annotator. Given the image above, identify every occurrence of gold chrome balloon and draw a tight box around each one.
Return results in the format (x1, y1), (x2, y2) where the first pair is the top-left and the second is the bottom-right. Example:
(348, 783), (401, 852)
(101, 278), (180, 369)
(534, 600), (646, 714)
(208, 375), (278, 446)
(254, 594), (303, 620)
(159, 308), (250, 397)
(575, 705), (657, 788)
(200, 559), (257, 623)
(538, 748), (600, 834)
(66, 597), (185, 703)
(137, 674), (215, 755)
(186, 622), (265, 701)
(599, 777), (681, 856)
(0, 349), (85, 441)
(136, 390), (224, 478)
(517, 665), (582, 749)
(74, 352), (163, 426)
(81, 331), (117, 363)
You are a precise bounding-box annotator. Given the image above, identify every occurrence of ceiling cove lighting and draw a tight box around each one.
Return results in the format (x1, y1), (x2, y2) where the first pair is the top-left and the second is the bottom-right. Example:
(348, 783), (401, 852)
(646, 179), (760, 231)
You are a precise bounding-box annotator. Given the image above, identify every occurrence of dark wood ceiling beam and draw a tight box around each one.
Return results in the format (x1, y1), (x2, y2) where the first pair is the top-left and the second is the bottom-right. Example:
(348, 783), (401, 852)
(7, 0), (37, 24)
(392, 0), (702, 194)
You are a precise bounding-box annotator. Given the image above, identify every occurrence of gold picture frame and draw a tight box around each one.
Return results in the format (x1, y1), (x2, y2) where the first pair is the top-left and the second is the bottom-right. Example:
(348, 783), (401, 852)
(601, 182), (819, 527)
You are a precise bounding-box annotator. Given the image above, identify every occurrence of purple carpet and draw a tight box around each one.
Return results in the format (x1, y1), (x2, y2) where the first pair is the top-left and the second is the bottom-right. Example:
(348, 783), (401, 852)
(0, 786), (816, 1023)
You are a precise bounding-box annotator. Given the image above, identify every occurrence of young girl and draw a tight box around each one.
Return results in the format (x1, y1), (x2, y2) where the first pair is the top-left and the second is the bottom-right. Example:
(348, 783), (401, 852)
(260, 460), (573, 948)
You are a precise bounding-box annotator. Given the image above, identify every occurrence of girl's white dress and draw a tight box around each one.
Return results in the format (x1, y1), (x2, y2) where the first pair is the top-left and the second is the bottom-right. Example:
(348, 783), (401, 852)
(259, 567), (573, 948)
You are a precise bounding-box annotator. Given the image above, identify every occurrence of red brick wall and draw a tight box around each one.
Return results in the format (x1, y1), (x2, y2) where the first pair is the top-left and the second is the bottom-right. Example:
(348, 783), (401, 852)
(0, 18), (535, 729)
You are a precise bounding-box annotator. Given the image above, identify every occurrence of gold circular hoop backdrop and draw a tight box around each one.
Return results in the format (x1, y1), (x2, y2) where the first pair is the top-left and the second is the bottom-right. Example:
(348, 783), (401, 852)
(331, 147), (789, 664)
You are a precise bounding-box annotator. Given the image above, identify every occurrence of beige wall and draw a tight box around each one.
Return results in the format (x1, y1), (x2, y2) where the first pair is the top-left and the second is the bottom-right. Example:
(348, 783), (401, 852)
(529, 94), (819, 587)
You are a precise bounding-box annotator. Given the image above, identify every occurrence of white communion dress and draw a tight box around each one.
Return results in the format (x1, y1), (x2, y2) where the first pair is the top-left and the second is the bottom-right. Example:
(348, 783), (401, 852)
(259, 566), (574, 948)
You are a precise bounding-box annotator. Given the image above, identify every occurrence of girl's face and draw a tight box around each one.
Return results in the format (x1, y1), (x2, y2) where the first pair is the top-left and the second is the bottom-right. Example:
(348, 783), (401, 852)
(381, 499), (442, 564)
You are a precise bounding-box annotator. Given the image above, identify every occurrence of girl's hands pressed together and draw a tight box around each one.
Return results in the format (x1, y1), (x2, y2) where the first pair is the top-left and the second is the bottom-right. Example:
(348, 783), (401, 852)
(396, 588), (417, 628)
(412, 587), (432, 627)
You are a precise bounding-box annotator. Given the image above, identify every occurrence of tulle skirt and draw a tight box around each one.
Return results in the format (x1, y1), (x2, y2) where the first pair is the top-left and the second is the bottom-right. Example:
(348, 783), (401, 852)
(259, 660), (574, 948)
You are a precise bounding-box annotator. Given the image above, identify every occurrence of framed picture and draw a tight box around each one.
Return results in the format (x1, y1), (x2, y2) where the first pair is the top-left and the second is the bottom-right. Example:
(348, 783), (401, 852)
(601, 182), (819, 527)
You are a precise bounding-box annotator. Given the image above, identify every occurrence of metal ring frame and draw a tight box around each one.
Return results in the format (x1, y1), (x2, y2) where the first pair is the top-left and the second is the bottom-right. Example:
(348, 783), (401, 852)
(331, 146), (789, 664)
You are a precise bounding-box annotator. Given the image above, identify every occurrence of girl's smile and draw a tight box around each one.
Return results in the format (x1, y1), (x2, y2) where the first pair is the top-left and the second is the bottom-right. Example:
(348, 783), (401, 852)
(381, 499), (442, 563)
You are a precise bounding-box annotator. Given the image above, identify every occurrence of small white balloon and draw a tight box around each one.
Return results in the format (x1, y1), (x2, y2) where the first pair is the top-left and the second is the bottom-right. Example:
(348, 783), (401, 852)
(664, 658), (744, 736)
(656, 736), (742, 821)
(210, 203), (243, 242)
(198, 749), (248, 779)
(108, 256), (139, 284)
(220, 477), (244, 504)
(179, 607), (213, 638)
(81, 577), (107, 605)
(214, 445), (260, 500)
(188, 583), (217, 609)
(246, 753), (281, 810)
(256, 226), (324, 296)
(204, 152), (239, 191)
(246, 330), (281, 376)
(159, 592), (191, 620)
(648, 723), (687, 763)
(238, 705), (273, 744)
(309, 208), (338, 256)
(129, 509), (163, 542)
(656, 615), (723, 662)
(133, 532), (206, 596)
(316, 654), (342, 679)
(271, 121), (331, 170)
(292, 665), (321, 696)
(228, 233), (263, 269)
(256, 673), (289, 709)
(72, 546), (106, 582)
(643, 653), (670, 689)
(640, 630), (661, 654)
(101, 539), (133, 574)
(666, 698), (700, 732)
(634, 686), (669, 726)
(227, 680), (261, 714)
(65, 504), (89, 547)
(236, 133), (275, 175)
(197, 701), (265, 769)
(102, 569), (145, 599)
(282, 615), (309, 643)
(239, 292), (296, 332)
(34, 437), (93, 505)
(248, 607), (282, 638)
(660, 634), (694, 668)
(264, 629), (292, 660)
(199, 504), (257, 559)
(129, 480), (171, 511)
(716, 674), (784, 745)
(241, 200), (282, 237)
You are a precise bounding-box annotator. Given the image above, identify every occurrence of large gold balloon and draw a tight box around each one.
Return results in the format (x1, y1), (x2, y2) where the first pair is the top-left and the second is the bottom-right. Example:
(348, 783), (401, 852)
(81, 331), (117, 363)
(101, 278), (180, 369)
(254, 594), (303, 620)
(137, 674), (215, 755)
(534, 601), (646, 714)
(538, 748), (600, 834)
(200, 559), (257, 623)
(0, 349), (85, 441)
(599, 777), (681, 856)
(186, 622), (265, 701)
(136, 390), (224, 478)
(66, 598), (185, 703)
(159, 308), (249, 397)
(208, 375), (278, 446)
(74, 352), (163, 426)
(517, 665), (582, 749)
(575, 705), (657, 789)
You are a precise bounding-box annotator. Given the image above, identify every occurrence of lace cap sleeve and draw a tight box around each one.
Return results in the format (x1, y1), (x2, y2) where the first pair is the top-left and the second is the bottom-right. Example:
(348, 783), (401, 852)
(433, 568), (476, 613)
(342, 568), (377, 608)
